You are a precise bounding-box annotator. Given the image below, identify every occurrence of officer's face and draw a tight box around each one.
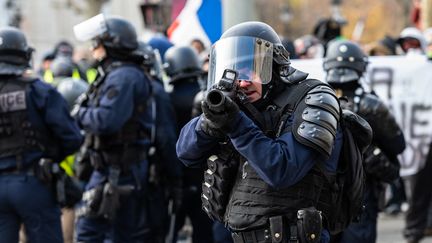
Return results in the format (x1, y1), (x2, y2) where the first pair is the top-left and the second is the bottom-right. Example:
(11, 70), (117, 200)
(91, 43), (106, 61)
(238, 79), (262, 103)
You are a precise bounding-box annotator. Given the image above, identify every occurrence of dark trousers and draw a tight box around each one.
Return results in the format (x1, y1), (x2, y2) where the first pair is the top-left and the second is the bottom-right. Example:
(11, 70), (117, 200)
(75, 163), (162, 242)
(213, 221), (234, 243)
(404, 145), (432, 241)
(339, 184), (379, 243)
(172, 185), (214, 243)
(0, 174), (63, 243)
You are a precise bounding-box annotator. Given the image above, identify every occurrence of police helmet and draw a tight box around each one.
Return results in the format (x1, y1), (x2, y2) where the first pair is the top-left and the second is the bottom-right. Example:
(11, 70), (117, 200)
(207, 21), (290, 92)
(54, 40), (74, 58)
(220, 21), (290, 66)
(0, 26), (33, 75)
(148, 35), (173, 62)
(56, 77), (89, 111)
(137, 41), (156, 68)
(50, 57), (75, 78)
(323, 40), (368, 84)
(74, 14), (138, 52)
(163, 46), (202, 82)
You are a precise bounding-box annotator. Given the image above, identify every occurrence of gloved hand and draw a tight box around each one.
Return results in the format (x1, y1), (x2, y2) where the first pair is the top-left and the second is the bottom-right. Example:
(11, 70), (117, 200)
(201, 96), (239, 135)
(364, 147), (400, 183)
(200, 116), (225, 138)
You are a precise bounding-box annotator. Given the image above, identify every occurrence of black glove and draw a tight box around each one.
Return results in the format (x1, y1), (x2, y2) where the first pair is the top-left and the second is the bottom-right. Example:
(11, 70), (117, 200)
(364, 147), (400, 183)
(201, 96), (239, 135)
(200, 116), (225, 138)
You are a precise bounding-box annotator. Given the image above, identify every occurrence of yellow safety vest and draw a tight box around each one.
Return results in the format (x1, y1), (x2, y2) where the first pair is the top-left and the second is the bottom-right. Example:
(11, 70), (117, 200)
(60, 154), (75, 177)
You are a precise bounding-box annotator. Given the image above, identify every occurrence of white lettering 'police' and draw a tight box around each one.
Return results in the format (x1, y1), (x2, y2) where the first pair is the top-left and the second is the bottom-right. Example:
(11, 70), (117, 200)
(0, 91), (27, 112)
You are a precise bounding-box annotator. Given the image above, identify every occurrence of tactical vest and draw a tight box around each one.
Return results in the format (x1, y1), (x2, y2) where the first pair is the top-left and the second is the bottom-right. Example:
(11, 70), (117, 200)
(83, 63), (150, 164)
(226, 159), (334, 231)
(202, 80), (339, 232)
(0, 77), (60, 161)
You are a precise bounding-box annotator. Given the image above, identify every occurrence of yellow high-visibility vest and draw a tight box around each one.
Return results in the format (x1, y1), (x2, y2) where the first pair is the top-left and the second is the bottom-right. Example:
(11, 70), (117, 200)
(86, 68), (98, 84)
(60, 154), (75, 177)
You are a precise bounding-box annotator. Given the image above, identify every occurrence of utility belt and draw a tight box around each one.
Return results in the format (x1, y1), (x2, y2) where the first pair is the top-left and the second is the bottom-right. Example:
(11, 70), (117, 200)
(232, 208), (322, 243)
(0, 157), (82, 208)
(76, 167), (135, 222)
(88, 145), (147, 173)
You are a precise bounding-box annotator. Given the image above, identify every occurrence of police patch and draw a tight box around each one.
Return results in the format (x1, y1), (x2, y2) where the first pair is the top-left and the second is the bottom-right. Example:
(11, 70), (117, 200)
(0, 90), (26, 113)
(106, 88), (119, 99)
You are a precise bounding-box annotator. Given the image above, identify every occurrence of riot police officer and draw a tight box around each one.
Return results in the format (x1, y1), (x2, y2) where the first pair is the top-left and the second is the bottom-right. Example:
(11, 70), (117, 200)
(164, 45), (215, 243)
(55, 77), (88, 243)
(176, 21), (347, 243)
(164, 46), (203, 130)
(0, 26), (82, 242)
(72, 14), (154, 242)
(136, 40), (184, 242)
(323, 40), (406, 243)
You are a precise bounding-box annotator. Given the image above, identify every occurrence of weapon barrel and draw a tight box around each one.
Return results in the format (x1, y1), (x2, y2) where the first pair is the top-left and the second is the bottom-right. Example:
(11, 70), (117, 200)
(206, 89), (226, 113)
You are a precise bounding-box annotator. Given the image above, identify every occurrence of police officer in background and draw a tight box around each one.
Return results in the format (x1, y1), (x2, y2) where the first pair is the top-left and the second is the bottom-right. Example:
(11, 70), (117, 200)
(54, 77), (88, 243)
(72, 14), (154, 242)
(164, 46), (203, 130)
(135, 41), (184, 242)
(0, 26), (82, 242)
(177, 21), (345, 243)
(164, 45), (215, 243)
(323, 40), (405, 243)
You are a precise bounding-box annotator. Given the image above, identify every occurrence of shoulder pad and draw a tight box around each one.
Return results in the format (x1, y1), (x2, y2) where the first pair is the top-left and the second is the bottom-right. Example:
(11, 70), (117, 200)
(305, 85), (340, 119)
(293, 85), (341, 157)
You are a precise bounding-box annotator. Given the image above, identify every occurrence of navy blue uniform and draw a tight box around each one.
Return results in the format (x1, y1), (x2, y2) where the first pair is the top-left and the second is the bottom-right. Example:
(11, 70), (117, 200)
(75, 63), (154, 242)
(146, 79), (183, 239)
(0, 77), (82, 242)
(151, 80), (183, 180)
(177, 110), (343, 242)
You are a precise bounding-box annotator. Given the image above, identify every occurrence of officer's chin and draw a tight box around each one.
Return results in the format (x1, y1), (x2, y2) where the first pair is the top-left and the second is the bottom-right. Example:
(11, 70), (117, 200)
(248, 94), (261, 103)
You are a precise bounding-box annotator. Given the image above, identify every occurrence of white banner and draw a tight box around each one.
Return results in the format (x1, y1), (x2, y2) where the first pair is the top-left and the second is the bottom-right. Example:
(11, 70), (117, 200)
(291, 55), (432, 177)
